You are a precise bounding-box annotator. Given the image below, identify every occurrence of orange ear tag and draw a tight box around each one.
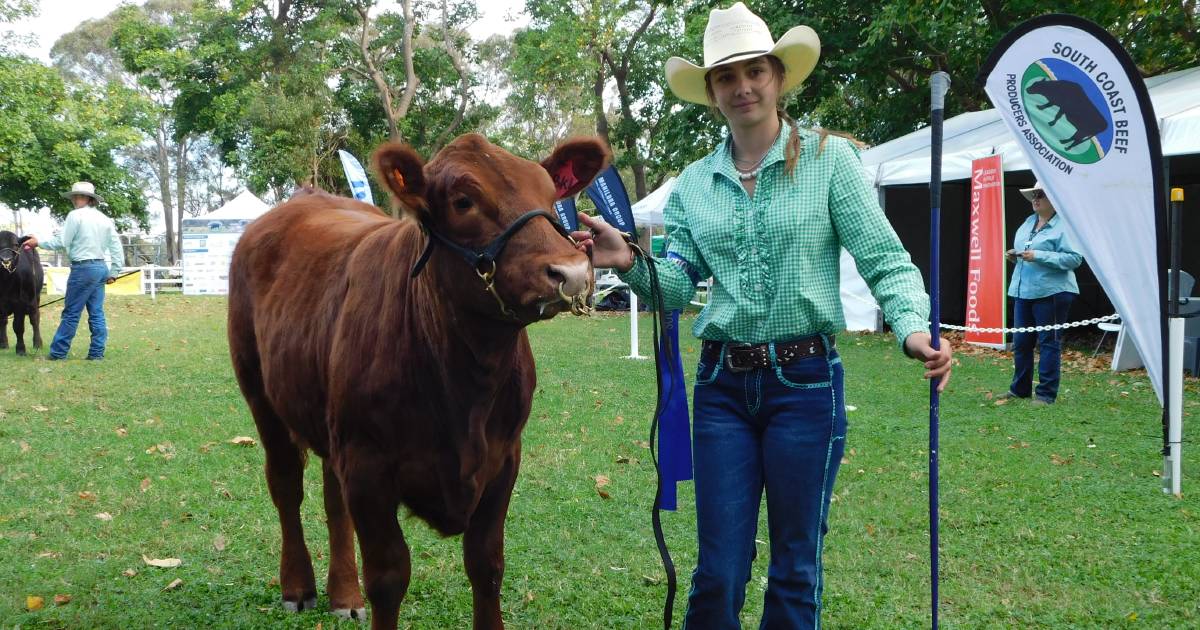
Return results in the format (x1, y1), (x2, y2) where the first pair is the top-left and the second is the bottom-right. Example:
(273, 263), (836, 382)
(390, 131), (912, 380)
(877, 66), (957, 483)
(392, 169), (406, 191)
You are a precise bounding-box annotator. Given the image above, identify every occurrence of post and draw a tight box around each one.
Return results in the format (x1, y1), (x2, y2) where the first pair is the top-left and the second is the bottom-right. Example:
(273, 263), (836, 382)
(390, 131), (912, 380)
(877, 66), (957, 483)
(1163, 188), (1184, 495)
(927, 70), (951, 630)
(626, 291), (646, 359)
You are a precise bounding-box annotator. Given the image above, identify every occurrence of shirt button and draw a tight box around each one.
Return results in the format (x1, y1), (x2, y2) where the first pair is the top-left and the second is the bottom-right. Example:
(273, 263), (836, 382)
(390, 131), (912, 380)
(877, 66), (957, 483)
(755, 283), (764, 292)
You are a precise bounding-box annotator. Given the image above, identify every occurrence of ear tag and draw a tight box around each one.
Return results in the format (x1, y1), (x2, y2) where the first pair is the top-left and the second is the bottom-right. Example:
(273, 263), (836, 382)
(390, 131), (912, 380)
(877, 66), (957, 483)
(392, 168), (406, 191)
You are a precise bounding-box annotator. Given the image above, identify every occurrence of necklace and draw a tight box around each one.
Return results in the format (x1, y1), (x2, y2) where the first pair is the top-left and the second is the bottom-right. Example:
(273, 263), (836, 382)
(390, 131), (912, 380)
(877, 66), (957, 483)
(731, 126), (783, 181)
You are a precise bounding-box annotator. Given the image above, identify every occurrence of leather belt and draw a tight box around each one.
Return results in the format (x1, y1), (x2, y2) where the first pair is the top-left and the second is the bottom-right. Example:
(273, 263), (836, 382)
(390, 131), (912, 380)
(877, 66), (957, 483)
(72, 259), (103, 264)
(704, 335), (834, 373)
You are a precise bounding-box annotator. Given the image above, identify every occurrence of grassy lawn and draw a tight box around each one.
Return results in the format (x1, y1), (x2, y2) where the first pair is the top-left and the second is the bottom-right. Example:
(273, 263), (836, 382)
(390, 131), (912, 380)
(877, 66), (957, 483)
(1, 296), (1197, 628)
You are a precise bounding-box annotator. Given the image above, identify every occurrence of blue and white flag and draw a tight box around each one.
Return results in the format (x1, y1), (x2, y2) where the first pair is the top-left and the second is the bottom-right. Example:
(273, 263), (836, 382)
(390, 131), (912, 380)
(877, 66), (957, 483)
(552, 197), (578, 231)
(585, 166), (691, 509)
(585, 165), (637, 240)
(338, 150), (374, 205)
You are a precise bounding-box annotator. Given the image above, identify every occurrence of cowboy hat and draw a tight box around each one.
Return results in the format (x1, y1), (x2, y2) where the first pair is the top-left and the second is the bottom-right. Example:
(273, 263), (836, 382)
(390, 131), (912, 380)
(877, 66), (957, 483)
(664, 2), (820, 106)
(1019, 180), (1047, 202)
(61, 181), (104, 204)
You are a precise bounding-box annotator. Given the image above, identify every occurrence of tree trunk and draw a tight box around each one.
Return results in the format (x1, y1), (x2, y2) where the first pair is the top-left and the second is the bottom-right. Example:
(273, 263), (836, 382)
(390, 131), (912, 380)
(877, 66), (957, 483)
(592, 66), (609, 145)
(156, 120), (177, 264)
(175, 138), (189, 265)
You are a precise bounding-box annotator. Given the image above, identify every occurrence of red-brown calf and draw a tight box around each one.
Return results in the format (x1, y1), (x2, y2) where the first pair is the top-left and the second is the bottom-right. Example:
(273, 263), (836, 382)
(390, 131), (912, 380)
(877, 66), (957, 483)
(227, 133), (609, 629)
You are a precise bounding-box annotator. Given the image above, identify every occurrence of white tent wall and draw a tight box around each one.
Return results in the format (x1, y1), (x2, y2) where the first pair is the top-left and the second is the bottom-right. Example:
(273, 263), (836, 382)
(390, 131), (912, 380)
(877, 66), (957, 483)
(860, 64), (1200, 327)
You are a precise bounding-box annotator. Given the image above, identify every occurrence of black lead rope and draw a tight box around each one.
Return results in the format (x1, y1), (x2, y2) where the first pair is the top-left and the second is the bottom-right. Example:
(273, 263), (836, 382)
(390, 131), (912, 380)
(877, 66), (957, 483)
(38, 269), (141, 308)
(625, 234), (678, 629)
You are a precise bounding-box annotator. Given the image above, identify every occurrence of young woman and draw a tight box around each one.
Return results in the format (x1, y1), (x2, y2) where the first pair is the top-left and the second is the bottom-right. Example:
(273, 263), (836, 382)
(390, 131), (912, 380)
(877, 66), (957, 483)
(573, 3), (952, 628)
(1002, 181), (1083, 404)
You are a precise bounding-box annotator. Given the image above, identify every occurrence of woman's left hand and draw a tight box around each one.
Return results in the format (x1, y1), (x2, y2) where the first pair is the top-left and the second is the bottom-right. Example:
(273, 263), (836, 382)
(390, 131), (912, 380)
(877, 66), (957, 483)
(904, 333), (953, 392)
(1019, 250), (1037, 262)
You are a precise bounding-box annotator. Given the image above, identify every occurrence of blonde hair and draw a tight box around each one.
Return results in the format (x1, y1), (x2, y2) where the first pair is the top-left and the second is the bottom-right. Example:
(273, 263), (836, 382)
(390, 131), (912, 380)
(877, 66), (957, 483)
(704, 55), (862, 177)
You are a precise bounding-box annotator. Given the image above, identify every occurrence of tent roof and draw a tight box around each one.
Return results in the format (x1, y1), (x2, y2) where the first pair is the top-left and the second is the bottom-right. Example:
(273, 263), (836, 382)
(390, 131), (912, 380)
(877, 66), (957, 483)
(859, 65), (1200, 186)
(197, 190), (270, 221)
(631, 177), (675, 228)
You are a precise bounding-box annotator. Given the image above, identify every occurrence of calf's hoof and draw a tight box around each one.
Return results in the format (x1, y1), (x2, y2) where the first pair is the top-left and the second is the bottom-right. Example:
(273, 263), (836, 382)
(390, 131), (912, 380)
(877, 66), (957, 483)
(282, 596), (318, 612)
(333, 607), (368, 622)
(16, 348), (26, 356)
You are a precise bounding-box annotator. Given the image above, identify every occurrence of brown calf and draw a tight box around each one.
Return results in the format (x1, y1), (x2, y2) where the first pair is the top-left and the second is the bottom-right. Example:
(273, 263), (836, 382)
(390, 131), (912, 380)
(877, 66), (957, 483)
(227, 133), (609, 629)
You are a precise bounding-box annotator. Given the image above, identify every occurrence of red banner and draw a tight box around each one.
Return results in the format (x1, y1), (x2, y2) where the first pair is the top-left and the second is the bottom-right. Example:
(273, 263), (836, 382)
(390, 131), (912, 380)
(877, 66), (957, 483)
(965, 155), (1006, 347)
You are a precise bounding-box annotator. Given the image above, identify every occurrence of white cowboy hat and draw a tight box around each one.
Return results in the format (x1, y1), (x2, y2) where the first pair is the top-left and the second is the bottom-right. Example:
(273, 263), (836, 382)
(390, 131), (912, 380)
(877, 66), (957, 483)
(61, 181), (104, 204)
(1019, 180), (1046, 202)
(664, 2), (820, 106)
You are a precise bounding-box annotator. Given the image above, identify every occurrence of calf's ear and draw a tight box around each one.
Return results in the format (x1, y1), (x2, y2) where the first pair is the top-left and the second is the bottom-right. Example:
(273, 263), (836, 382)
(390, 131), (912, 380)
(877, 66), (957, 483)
(373, 142), (428, 218)
(540, 138), (612, 200)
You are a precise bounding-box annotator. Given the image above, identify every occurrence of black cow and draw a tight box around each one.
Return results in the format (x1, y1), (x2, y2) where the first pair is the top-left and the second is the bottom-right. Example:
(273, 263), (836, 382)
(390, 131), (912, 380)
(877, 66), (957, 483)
(0, 231), (44, 355)
(1026, 79), (1108, 150)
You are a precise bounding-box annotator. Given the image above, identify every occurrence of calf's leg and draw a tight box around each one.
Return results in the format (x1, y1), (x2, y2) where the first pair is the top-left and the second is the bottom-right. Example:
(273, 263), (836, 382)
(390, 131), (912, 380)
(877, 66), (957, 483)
(463, 451), (520, 630)
(344, 467), (410, 630)
(323, 458), (366, 620)
(30, 305), (42, 350)
(12, 309), (25, 355)
(0, 312), (8, 349)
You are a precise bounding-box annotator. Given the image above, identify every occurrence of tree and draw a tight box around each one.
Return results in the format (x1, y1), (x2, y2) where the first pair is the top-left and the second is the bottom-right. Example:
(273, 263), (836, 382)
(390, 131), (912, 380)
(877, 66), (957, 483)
(0, 55), (149, 227)
(53, 0), (209, 263)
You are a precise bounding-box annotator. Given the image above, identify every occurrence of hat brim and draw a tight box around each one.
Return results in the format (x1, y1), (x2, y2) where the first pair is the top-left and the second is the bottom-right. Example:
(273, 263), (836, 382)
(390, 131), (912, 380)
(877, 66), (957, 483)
(1019, 187), (1040, 202)
(62, 191), (103, 204)
(665, 25), (821, 105)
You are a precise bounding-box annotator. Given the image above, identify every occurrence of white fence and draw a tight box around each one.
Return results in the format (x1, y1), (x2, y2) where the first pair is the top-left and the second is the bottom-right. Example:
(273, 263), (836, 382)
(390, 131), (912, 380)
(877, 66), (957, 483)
(132, 265), (183, 297)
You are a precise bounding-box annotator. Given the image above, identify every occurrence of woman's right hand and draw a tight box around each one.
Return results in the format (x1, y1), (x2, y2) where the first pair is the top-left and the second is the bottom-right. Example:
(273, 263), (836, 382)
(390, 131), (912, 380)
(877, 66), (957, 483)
(571, 213), (636, 272)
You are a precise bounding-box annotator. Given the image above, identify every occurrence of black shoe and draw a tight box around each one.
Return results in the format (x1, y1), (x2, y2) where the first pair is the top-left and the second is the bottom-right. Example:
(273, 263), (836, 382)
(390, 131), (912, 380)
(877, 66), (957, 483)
(46, 355), (65, 361)
(86, 356), (104, 361)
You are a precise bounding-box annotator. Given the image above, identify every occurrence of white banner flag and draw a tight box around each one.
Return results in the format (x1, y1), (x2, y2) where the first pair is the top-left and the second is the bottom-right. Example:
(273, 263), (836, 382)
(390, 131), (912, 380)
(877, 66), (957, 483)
(338, 150), (374, 206)
(978, 14), (1167, 404)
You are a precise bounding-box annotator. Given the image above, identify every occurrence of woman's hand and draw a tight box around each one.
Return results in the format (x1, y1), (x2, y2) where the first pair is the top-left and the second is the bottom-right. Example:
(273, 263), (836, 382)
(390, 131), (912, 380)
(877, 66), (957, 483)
(1004, 248), (1017, 263)
(571, 213), (636, 272)
(1019, 250), (1037, 262)
(904, 332), (953, 392)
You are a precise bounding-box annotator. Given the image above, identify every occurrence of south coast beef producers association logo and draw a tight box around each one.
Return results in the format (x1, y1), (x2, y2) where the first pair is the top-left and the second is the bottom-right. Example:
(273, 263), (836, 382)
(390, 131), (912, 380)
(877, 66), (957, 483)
(1018, 51), (1124, 165)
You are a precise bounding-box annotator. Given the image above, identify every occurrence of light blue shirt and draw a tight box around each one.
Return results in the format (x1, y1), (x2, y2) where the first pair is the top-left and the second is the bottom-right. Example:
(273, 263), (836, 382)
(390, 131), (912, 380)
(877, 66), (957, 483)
(1008, 213), (1083, 299)
(39, 205), (124, 277)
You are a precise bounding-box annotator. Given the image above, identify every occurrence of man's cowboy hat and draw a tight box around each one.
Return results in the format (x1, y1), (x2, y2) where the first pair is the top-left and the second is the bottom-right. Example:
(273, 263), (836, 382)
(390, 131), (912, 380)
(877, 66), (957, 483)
(665, 2), (820, 105)
(1019, 180), (1047, 202)
(61, 181), (104, 204)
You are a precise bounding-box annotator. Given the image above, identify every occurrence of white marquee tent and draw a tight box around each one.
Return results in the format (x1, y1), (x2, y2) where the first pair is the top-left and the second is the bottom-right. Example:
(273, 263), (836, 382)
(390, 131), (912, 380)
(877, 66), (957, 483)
(858, 65), (1200, 185)
(181, 190), (270, 295)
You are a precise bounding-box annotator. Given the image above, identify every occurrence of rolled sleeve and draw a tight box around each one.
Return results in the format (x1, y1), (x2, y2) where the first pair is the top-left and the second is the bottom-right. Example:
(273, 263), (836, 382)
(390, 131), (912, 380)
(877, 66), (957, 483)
(828, 139), (930, 350)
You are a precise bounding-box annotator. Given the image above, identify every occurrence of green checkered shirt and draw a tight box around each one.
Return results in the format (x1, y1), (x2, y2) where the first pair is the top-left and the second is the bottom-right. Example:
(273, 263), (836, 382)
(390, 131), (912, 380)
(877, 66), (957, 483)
(618, 125), (930, 349)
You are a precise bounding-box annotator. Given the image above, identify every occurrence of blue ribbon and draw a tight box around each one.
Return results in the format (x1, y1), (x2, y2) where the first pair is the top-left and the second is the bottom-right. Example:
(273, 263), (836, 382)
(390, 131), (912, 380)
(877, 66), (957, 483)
(656, 310), (693, 511)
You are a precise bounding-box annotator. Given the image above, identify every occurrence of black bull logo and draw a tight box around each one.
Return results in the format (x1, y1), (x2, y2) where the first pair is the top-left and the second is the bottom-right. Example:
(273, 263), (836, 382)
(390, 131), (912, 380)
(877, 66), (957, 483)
(1026, 78), (1108, 150)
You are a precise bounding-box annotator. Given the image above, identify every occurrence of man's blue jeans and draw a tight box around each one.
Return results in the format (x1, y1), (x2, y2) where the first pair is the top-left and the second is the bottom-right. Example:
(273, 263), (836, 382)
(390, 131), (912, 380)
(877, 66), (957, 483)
(684, 338), (846, 630)
(49, 261), (109, 359)
(1010, 292), (1075, 402)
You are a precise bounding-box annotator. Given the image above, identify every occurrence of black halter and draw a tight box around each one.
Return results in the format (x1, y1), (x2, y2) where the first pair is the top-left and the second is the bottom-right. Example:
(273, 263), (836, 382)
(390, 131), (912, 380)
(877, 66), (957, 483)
(409, 209), (568, 279)
(409, 209), (587, 319)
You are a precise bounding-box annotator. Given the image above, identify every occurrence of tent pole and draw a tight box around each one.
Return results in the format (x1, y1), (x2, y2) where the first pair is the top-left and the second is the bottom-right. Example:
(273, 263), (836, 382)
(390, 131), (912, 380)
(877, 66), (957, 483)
(1164, 188), (1184, 495)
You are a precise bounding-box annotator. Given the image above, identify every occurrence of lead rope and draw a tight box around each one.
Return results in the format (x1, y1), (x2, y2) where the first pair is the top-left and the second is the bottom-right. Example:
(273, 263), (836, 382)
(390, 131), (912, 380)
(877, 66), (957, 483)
(623, 233), (678, 629)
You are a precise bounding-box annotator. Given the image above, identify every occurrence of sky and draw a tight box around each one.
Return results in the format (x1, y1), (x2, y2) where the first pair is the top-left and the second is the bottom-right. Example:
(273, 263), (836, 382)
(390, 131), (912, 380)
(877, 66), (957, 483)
(4, 0), (530, 238)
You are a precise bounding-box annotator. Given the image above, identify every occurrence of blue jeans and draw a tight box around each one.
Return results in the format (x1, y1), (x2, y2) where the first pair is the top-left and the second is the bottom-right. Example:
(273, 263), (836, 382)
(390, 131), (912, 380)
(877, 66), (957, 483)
(49, 261), (109, 359)
(1010, 292), (1075, 402)
(684, 338), (846, 630)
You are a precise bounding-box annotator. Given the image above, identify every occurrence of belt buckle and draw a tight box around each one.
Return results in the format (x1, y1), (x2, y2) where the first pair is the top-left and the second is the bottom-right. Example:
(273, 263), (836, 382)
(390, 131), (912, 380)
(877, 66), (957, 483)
(725, 343), (755, 373)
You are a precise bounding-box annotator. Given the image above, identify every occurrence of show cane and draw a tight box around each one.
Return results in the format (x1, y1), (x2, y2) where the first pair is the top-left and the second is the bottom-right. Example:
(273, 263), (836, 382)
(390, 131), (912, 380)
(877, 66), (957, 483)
(928, 70), (950, 630)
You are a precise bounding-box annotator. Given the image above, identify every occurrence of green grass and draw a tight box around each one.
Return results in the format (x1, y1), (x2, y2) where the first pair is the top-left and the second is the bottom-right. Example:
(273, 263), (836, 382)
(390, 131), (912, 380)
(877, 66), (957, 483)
(1, 296), (1197, 628)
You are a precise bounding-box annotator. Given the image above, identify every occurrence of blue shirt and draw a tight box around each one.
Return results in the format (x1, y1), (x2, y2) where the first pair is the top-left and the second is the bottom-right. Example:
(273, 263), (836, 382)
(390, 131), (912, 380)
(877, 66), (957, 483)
(38, 205), (124, 278)
(1008, 213), (1082, 299)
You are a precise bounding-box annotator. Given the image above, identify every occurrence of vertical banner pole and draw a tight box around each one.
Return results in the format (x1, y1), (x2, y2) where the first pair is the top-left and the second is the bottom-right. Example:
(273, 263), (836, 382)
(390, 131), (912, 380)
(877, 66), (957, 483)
(627, 292), (644, 359)
(928, 70), (950, 630)
(1164, 188), (1184, 494)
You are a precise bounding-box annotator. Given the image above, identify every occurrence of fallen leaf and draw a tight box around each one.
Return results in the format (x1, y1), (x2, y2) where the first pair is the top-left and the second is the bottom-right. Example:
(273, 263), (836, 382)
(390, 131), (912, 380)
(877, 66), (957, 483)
(140, 478), (151, 492)
(840, 457), (851, 464)
(35, 551), (60, 559)
(642, 574), (660, 586)
(1087, 444), (1097, 449)
(163, 578), (183, 591)
(597, 489), (612, 499)
(115, 427), (128, 437)
(142, 555), (181, 568)
(845, 404), (858, 412)
(1050, 453), (1073, 466)
(1152, 470), (1162, 477)
(228, 436), (256, 447)
(53, 594), (71, 606)
(593, 474), (610, 488)
(122, 568), (138, 577)
(26, 595), (44, 611)
(865, 523), (876, 536)
(78, 491), (97, 501)
(95, 512), (113, 522)
(32, 404), (49, 412)
(994, 398), (1008, 406)
(1127, 612), (1138, 621)
(19, 441), (30, 453)
(615, 456), (630, 464)
(267, 577), (279, 588)
(213, 535), (227, 552)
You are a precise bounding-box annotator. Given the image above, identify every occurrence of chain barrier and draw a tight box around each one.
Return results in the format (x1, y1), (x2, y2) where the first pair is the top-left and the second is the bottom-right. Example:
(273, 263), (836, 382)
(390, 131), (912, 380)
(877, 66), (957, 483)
(938, 313), (1119, 334)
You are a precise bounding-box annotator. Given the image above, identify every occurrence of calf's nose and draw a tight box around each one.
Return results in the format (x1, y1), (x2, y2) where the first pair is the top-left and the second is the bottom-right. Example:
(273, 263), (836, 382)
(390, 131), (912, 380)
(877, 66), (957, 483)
(547, 259), (590, 296)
